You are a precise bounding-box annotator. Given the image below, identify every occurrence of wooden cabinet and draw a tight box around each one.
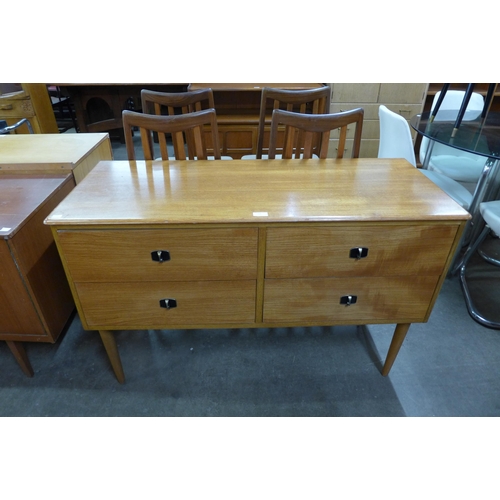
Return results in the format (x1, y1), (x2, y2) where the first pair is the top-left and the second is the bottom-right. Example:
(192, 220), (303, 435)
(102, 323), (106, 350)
(0, 133), (113, 377)
(46, 159), (470, 383)
(0, 175), (75, 376)
(188, 83), (326, 158)
(0, 132), (113, 184)
(0, 84), (58, 134)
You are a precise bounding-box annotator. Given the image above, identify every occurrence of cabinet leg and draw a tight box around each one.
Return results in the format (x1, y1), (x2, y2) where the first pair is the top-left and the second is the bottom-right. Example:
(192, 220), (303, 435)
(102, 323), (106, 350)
(381, 323), (411, 376)
(98, 330), (125, 383)
(6, 341), (34, 377)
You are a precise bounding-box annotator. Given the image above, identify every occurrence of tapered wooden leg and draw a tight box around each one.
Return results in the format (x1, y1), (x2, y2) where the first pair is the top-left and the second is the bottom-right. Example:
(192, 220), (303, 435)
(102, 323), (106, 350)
(98, 330), (125, 383)
(6, 341), (34, 377)
(381, 323), (411, 376)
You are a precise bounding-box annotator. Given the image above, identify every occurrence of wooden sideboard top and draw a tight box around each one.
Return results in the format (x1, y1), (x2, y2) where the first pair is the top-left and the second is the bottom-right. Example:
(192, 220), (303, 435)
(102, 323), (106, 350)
(1, 174), (73, 239)
(0, 133), (110, 168)
(45, 159), (470, 226)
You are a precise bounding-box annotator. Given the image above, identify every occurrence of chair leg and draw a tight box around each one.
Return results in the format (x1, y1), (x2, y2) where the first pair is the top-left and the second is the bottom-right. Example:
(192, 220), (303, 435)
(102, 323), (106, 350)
(452, 83), (475, 137)
(6, 341), (34, 377)
(482, 83), (498, 119)
(458, 225), (500, 328)
(430, 83), (450, 122)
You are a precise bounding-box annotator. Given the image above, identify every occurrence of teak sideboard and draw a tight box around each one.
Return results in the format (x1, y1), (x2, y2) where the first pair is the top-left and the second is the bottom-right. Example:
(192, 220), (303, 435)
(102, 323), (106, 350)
(45, 159), (470, 383)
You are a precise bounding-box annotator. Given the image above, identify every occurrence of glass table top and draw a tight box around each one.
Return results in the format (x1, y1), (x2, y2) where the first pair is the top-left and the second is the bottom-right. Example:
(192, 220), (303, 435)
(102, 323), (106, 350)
(410, 111), (500, 160)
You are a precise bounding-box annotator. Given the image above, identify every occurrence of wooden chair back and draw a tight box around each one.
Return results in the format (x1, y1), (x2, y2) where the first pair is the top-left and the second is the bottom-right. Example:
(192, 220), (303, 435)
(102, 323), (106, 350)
(141, 88), (215, 116)
(256, 86), (331, 158)
(268, 108), (364, 159)
(122, 108), (221, 160)
(139, 89), (217, 159)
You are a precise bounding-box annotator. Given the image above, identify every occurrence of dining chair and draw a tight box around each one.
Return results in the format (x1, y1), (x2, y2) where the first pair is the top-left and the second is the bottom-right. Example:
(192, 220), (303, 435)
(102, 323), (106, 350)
(141, 88), (215, 116)
(140, 88), (231, 160)
(268, 108), (364, 159)
(241, 86), (331, 159)
(457, 199), (500, 328)
(420, 90), (487, 183)
(122, 108), (221, 160)
(378, 105), (473, 210)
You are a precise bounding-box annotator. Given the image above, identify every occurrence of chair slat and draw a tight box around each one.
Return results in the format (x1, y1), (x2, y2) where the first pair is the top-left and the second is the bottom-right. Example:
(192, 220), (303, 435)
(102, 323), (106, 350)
(122, 108), (221, 161)
(268, 108), (364, 160)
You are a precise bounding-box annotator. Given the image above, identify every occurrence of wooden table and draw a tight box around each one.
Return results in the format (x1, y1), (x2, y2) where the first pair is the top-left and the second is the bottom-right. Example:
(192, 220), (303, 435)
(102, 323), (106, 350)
(45, 159), (470, 383)
(0, 132), (113, 184)
(1, 174), (75, 376)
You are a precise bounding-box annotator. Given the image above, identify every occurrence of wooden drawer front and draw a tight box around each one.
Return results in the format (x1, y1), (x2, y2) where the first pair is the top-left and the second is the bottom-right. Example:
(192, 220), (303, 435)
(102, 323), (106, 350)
(57, 228), (258, 282)
(263, 276), (439, 323)
(265, 225), (457, 278)
(0, 98), (34, 117)
(76, 280), (256, 328)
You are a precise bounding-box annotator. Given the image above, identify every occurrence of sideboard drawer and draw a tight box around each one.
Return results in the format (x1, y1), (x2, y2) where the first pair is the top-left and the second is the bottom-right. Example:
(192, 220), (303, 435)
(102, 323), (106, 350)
(263, 276), (439, 323)
(76, 280), (257, 328)
(265, 225), (458, 278)
(57, 228), (258, 281)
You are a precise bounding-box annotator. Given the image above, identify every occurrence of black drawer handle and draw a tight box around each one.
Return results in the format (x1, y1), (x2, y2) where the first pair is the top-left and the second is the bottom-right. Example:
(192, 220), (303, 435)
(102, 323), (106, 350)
(151, 250), (170, 262)
(340, 295), (357, 306)
(159, 298), (177, 309)
(349, 247), (369, 259)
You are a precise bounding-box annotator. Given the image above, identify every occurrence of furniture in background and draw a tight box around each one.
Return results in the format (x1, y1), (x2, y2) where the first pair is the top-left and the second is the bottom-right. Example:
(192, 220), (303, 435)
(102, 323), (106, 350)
(268, 108), (363, 159)
(0, 174), (75, 376)
(141, 88), (215, 115)
(419, 90), (487, 183)
(458, 199), (500, 328)
(430, 84), (498, 134)
(328, 83), (428, 158)
(187, 84), (326, 158)
(417, 84), (500, 158)
(46, 158), (469, 383)
(378, 105), (473, 210)
(140, 88), (232, 160)
(242, 86), (331, 159)
(0, 133), (113, 375)
(47, 85), (78, 133)
(410, 110), (500, 245)
(0, 118), (33, 134)
(0, 84), (58, 134)
(0, 133), (113, 184)
(122, 109), (222, 160)
(55, 84), (188, 141)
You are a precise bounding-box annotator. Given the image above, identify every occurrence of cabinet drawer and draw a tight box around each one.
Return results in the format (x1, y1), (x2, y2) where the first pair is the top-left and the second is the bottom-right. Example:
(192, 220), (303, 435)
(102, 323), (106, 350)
(57, 228), (258, 281)
(263, 276), (439, 323)
(265, 225), (457, 278)
(0, 98), (34, 117)
(76, 280), (257, 328)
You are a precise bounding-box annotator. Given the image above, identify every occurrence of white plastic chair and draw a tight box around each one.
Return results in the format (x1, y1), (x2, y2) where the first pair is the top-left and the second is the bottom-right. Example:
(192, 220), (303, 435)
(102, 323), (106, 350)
(420, 90), (487, 183)
(378, 105), (473, 210)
